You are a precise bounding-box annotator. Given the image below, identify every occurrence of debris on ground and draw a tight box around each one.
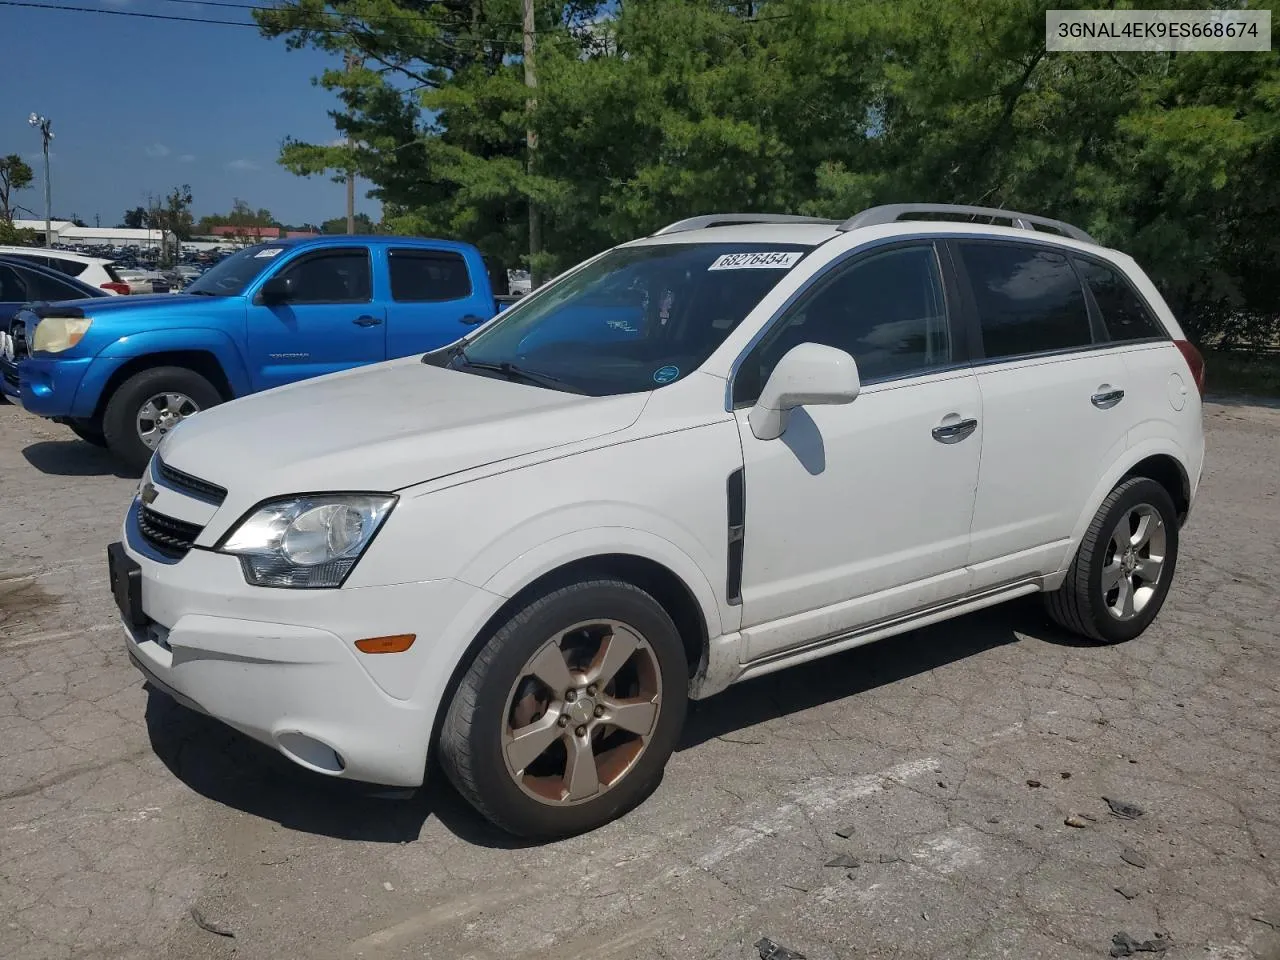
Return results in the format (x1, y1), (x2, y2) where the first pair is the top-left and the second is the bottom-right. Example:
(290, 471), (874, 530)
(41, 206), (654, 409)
(878, 854), (903, 864)
(190, 907), (235, 938)
(834, 825), (855, 839)
(1064, 815), (1089, 828)
(1060, 772), (1072, 779)
(755, 936), (805, 960)
(1104, 797), (1145, 819)
(824, 854), (858, 868)
(1119, 847), (1148, 869)
(382, 881), (394, 892)
(1115, 886), (1140, 900)
(1109, 931), (1171, 956)
(1252, 913), (1280, 930)
(1026, 779), (1043, 788)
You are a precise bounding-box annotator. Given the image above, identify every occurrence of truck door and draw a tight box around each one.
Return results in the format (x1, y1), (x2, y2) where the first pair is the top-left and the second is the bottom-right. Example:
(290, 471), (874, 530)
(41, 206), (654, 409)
(384, 247), (490, 357)
(246, 246), (386, 391)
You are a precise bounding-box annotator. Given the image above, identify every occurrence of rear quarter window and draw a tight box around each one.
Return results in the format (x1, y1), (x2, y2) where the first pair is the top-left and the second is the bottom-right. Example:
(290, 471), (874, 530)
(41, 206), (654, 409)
(1073, 258), (1166, 342)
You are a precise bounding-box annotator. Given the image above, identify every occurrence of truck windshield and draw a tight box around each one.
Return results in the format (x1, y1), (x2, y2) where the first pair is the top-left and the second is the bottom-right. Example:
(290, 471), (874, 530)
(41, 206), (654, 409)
(454, 242), (809, 395)
(185, 244), (288, 297)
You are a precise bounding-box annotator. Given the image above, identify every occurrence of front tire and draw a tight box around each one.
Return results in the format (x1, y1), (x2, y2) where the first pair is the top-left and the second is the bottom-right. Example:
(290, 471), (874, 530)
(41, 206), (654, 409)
(1045, 477), (1180, 644)
(102, 366), (221, 472)
(439, 578), (689, 839)
(66, 417), (107, 448)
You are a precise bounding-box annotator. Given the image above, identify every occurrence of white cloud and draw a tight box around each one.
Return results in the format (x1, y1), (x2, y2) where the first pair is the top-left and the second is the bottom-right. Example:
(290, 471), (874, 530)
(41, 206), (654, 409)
(226, 159), (259, 171)
(145, 143), (171, 158)
(178, 154), (196, 163)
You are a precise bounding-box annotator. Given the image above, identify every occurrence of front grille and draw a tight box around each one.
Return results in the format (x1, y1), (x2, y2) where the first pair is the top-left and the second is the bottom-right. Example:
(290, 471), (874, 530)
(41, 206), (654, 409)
(155, 457), (227, 506)
(137, 505), (204, 559)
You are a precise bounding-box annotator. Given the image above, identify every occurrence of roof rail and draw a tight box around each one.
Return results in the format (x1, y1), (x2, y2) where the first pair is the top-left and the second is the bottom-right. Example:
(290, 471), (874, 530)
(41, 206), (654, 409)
(838, 203), (1095, 243)
(652, 213), (842, 236)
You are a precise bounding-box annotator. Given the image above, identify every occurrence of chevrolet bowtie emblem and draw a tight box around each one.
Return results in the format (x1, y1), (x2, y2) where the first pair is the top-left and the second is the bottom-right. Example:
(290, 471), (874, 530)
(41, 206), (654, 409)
(140, 483), (159, 505)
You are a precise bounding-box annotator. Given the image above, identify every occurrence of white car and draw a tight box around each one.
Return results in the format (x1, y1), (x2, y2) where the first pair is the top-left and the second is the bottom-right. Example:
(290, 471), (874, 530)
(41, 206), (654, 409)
(0, 246), (129, 294)
(109, 204), (1206, 838)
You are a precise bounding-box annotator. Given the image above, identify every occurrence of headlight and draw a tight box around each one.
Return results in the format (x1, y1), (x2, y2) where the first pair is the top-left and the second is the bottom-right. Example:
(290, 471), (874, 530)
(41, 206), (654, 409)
(219, 494), (397, 588)
(32, 317), (93, 354)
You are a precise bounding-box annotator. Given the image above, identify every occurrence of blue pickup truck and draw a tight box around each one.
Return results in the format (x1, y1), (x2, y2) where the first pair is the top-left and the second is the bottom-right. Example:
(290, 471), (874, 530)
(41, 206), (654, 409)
(6, 235), (500, 469)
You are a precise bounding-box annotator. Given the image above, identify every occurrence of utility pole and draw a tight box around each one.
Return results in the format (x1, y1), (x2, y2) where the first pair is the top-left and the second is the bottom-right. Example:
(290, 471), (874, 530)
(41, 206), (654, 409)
(344, 52), (359, 234)
(27, 113), (53, 248)
(522, 0), (541, 286)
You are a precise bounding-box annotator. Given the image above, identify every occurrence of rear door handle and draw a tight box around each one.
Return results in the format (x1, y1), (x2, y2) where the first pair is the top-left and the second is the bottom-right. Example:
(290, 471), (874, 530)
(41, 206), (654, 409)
(1091, 388), (1124, 409)
(353, 315), (383, 327)
(932, 417), (978, 444)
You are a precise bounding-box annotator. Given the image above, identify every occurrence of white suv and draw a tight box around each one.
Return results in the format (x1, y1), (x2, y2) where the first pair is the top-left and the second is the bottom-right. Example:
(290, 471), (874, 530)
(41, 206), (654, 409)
(109, 204), (1205, 837)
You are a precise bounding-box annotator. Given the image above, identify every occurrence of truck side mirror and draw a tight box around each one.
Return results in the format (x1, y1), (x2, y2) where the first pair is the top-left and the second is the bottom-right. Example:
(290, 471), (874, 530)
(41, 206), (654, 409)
(259, 276), (295, 304)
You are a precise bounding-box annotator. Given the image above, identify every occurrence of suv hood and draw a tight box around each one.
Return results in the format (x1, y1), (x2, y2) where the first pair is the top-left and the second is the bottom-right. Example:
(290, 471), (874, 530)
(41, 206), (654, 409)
(159, 356), (648, 497)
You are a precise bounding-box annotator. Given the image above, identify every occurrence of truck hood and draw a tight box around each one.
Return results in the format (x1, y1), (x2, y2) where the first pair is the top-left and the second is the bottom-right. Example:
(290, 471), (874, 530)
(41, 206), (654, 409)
(70, 293), (206, 316)
(159, 356), (648, 497)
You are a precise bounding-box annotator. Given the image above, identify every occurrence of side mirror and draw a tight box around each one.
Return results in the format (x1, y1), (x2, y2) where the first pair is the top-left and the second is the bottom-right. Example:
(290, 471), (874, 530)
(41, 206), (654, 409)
(748, 343), (860, 441)
(259, 275), (295, 304)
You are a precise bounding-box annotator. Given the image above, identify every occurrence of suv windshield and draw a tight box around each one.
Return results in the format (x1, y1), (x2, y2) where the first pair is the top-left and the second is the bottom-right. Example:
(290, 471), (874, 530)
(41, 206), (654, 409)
(454, 242), (809, 395)
(185, 244), (288, 296)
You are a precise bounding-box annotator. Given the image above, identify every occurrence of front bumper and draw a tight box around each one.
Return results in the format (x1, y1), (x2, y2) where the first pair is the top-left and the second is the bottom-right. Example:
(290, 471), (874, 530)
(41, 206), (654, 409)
(20, 355), (96, 417)
(115, 525), (494, 787)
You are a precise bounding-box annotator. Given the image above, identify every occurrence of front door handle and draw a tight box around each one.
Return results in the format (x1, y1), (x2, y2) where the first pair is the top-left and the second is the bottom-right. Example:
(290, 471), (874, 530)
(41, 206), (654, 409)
(932, 417), (978, 444)
(353, 315), (383, 327)
(1091, 388), (1125, 409)
(459, 314), (487, 326)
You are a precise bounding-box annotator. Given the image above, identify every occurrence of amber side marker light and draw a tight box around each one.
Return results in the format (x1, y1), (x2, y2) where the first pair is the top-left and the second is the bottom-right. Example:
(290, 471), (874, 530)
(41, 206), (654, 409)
(355, 634), (416, 654)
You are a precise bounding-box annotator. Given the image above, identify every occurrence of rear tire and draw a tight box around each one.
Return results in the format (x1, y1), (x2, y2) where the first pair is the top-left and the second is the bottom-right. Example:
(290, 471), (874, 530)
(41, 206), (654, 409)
(67, 417), (107, 448)
(439, 578), (689, 839)
(1044, 477), (1179, 644)
(102, 366), (221, 473)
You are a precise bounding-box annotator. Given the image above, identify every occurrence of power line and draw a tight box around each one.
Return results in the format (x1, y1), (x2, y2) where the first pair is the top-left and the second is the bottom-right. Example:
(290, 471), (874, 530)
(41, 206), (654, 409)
(0, 0), (257, 27)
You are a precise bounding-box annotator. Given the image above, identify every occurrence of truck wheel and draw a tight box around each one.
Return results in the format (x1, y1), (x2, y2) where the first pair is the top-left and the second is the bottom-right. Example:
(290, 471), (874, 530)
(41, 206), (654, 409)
(1044, 477), (1180, 644)
(102, 366), (221, 472)
(439, 578), (689, 839)
(66, 417), (107, 448)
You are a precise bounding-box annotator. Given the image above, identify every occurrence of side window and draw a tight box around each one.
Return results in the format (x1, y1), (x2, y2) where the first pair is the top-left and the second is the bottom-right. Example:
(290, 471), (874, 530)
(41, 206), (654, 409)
(735, 244), (951, 404)
(54, 259), (88, 278)
(277, 249), (371, 304)
(0, 265), (29, 302)
(958, 242), (1092, 360)
(1073, 258), (1165, 342)
(388, 249), (472, 302)
(23, 270), (88, 302)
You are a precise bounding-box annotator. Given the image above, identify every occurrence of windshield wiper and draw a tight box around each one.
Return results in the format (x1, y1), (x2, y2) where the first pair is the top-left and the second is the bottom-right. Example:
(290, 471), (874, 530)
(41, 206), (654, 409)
(454, 351), (584, 394)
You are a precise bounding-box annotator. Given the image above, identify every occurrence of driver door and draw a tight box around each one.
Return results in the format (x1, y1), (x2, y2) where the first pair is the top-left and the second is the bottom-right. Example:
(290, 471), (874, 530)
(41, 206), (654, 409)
(247, 247), (386, 391)
(732, 242), (982, 661)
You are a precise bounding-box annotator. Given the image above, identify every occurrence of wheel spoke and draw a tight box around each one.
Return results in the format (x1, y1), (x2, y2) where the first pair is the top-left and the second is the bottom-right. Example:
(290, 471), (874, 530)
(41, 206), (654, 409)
(1101, 559), (1124, 591)
(1131, 512), (1155, 550)
(527, 642), (575, 693)
(1111, 520), (1130, 557)
(587, 626), (640, 687)
(606, 697), (657, 736)
(563, 733), (600, 801)
(1134, 557), (1163, 583)
(505, 711), (564, 772)
(1115, 576), (1135, 619)
(138, 400), (159, 422)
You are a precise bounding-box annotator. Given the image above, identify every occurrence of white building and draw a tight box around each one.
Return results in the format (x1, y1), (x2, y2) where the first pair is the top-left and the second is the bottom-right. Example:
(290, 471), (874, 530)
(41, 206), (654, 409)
(11, 219), (175, 250)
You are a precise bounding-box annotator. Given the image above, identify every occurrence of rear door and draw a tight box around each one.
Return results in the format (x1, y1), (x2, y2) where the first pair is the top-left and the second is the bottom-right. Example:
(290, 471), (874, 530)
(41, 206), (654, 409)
(384, 247), (488, 357)
(246, 246), (386, 391)
(953, 240), (1129, 590)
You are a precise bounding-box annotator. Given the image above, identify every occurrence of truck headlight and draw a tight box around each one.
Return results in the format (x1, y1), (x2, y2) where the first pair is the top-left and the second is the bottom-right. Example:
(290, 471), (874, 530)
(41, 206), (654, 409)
(218, 494), (397, 588)
(32, 317), (93, 354)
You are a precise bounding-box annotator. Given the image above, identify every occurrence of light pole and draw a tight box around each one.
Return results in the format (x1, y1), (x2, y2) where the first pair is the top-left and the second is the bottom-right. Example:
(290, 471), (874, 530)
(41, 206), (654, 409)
(28, 113), (53, 248)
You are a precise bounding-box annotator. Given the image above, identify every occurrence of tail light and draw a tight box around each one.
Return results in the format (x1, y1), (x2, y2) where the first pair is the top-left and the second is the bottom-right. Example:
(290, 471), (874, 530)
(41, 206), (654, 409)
(1174, 339), (1206, 397)
(101, 282), (131, 295)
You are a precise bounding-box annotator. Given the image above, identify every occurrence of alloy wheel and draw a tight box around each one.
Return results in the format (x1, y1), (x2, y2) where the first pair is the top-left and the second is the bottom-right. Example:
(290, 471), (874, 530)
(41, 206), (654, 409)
(136, 392), (199, 450)
(502, 619), (662, 806)
(1101, 503), (1167, 621)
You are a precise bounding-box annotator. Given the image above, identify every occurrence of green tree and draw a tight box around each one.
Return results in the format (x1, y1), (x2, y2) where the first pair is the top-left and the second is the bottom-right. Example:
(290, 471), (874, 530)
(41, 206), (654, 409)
(322, 212), (377, 233)
(0, 154), (34, 222)
(122, 206), (148, 229)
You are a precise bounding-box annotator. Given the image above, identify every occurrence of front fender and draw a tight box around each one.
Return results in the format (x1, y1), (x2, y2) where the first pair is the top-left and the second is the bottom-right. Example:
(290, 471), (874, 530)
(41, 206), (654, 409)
(92, 327), (252, 396)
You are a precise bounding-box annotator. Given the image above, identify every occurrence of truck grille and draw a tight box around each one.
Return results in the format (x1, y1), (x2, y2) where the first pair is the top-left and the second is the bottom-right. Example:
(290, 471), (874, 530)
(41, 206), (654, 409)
(137, 505), (204, 560)
(155, 457), (227, 506)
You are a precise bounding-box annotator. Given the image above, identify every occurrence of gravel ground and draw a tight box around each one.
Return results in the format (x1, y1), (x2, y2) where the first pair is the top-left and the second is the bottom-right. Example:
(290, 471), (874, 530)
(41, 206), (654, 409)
(2, 396), (1278, 960)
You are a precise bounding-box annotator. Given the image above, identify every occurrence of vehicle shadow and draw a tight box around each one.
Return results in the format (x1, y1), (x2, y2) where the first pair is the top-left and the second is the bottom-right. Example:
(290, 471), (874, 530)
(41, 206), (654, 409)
(142, 599), (1069, 847)
(22, 439), (136, 478)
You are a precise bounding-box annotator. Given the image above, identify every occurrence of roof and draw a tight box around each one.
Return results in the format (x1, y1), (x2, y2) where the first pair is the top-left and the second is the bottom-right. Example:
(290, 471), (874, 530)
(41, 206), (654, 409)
(252, 234), (482, 255)
(0, 245), (112, 264)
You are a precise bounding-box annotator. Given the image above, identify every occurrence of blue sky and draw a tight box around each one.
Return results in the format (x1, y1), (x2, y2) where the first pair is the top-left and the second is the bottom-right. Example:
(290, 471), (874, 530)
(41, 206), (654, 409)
(5, 0), (384, 227)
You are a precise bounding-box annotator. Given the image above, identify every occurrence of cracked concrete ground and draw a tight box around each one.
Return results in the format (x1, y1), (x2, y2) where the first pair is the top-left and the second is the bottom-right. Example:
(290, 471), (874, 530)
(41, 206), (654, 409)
(2, 396), (1278, 960)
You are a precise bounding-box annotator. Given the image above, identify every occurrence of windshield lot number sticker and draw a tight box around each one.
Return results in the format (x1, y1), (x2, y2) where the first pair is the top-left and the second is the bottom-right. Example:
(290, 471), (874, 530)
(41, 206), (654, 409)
(653, 365), (680, 384)
(708, 251), (802, 271)
(254, 248), (285, 258)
